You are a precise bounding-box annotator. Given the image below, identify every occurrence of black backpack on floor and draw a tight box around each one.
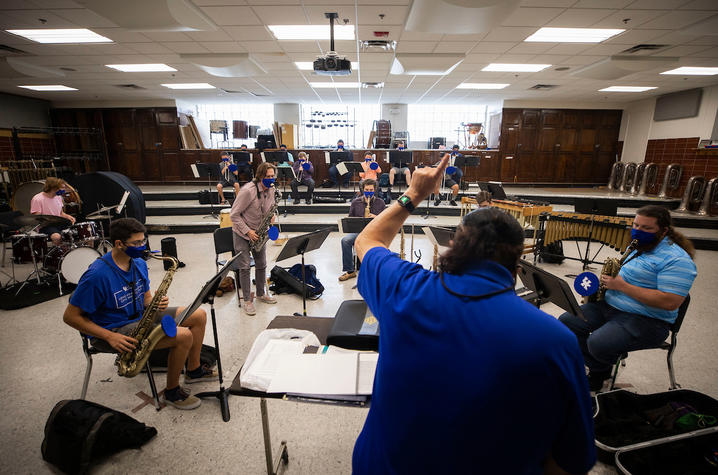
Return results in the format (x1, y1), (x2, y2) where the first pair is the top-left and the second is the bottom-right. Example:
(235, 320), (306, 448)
(42, 399), (157, 474)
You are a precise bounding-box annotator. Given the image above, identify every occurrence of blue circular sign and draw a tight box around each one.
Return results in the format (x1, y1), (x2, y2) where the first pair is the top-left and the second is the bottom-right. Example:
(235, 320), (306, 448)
(228, 163), (238, 172)
(369, 162), (379, 170)
(573, 272), (600, 297)
(268, 226), (280, 241)
(161, 314), (177, 338)
(302, 162), (311, 170)
(446, 166), (457, 175)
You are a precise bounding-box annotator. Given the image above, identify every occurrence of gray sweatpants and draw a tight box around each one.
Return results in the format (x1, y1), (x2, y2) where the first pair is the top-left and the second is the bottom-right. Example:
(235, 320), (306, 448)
(232, 232), (267, 301)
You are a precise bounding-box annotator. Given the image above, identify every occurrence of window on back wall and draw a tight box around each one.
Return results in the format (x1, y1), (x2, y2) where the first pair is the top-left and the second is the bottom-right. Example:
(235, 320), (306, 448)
(299, 104), (380, 149)
(193, 103), (275, 148)
(407, 104), (490, 147)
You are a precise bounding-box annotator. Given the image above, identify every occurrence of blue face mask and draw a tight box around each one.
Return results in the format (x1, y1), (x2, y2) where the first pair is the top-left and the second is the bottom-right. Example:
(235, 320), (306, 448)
(365, 158), (372, 162)
(337, 144), (344, 149)
(56, 189), (66, 196)
(631, 228), (658, 245)
(398, 146), (404, 150)
(124, 243), (147, 259)
(262, 178), (275, 188)
(364, 191), (374, 199)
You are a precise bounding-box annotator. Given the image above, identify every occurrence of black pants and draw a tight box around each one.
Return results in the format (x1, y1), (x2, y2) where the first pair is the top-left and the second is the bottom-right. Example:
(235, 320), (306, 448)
(290, 177), (315, 199)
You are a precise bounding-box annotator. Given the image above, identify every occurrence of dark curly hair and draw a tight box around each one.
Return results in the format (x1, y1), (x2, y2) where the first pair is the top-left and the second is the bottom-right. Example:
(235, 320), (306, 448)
(636, 205), (695, 259)
(439, 208), (524, 274)
(110, 218), (146, 246)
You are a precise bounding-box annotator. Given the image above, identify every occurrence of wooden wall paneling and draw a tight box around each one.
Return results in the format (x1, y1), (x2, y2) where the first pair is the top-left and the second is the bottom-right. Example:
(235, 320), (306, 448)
(500, 125), (519, 182)
(156, 109), (181, 181)
(179, 150), (198, 180)
(503, 109), (521, 127)
(516, 124), (537, 182)
(556, 111), (579, 182)
(136, 109), (162, 181)
(536, 111), (561, 182)
(104, 109), (142, 179)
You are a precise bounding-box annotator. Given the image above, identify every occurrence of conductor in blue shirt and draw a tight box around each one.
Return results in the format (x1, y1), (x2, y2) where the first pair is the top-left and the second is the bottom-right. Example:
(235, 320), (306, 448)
(352, 155), (596, 475)
(559, 205), (697, 392)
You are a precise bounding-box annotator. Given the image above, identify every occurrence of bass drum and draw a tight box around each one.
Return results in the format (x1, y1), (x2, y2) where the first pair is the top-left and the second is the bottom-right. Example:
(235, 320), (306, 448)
(60, 247), (101, 284)
(11, 181), (45, 215)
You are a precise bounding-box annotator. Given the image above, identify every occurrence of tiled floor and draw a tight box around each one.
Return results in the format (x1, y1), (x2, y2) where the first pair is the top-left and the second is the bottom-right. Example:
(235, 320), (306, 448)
(1, 232), (715, 474)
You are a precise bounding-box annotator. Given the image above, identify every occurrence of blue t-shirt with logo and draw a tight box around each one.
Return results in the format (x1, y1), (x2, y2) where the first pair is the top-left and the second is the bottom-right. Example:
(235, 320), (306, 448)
(69, 253), (150, 330)
(606, 237), (696, 323)
(353, 247), (596, 474)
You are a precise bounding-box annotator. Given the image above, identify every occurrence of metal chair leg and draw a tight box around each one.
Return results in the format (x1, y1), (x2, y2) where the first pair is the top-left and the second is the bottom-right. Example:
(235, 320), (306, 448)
(667, 338), (679, 390)
(81, 350), (93, 399)
(145, 365), (162, 411)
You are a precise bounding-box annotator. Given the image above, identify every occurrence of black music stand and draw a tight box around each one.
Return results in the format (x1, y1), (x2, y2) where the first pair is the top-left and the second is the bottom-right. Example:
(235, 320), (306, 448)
(337, 161), (364, 196)
(275, 167), (294, 217)
(181, 251), (244, 422)
(517, 259), (586, 321)
(487, 181), (507, 200)
(194, 162), (221, 219)
(275, 227), (332, 317)
(264, 151), (289, 165)
(454, 156), (479, 193)
(329, 151), (353, 196)
(231, 151), (253, 182)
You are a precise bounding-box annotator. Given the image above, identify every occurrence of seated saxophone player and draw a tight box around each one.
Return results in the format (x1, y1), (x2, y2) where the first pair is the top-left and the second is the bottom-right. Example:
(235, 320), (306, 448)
(230, 162), (278, 316)
(559, 205), (697, 392)
(62, 218), (216, 410)
(339, 179), (386, 282)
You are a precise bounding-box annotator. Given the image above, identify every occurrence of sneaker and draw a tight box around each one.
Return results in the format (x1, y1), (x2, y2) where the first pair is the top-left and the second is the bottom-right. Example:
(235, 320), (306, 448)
(338, 271), (357, 282)
(185, 365), (219, 384)
(434, 197), (442, 206)
(305, 198), (312, 205)
(257, 294), (277, 304)
(293, 199), (301, 205)
(449, 199), (457, 206)
(244, 301), (256, 316)
(163, 387), (201, 410)
(587, 371), (611, 392)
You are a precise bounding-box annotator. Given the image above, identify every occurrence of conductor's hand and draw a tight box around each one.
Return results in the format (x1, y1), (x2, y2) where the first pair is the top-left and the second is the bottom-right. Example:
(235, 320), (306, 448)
(107, 333), (138, 353)
(157, 295), (169, 311)
(406, 153), (450, 201)
(247, 230), (259, 242)
(600, 274), (625, 291)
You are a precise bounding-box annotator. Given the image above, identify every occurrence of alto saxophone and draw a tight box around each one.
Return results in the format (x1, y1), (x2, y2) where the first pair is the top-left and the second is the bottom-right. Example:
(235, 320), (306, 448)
(364, 196), (371, 218)
(586, 239), (638, 303)
(251, 186), (281, 252)
(117, 253), (178, 378)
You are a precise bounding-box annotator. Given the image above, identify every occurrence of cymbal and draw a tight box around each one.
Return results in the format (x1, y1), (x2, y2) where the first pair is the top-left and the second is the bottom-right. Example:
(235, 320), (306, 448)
(86, 211), (112, 220)
(14, 214), (71, 227)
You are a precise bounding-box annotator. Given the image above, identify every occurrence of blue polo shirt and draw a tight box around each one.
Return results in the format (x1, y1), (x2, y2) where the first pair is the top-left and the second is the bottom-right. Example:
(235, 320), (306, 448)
(69, 253), (150, 330)
(606, 237), (696, 324)
(354, 247), (596, 475)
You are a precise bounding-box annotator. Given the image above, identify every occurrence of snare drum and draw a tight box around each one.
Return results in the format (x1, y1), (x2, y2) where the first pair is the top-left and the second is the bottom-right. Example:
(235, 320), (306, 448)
(11, 233), (48, 264)
(44, 245), (101, 284)
(71, 221), (97, 241)
(220, 208), (232, 228)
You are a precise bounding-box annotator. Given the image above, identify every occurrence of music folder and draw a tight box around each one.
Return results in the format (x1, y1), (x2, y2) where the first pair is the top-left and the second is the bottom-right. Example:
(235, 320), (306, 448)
(423, 226), (455, 248)
(389, 150), (412, 166)
(516, 259), (586, 321)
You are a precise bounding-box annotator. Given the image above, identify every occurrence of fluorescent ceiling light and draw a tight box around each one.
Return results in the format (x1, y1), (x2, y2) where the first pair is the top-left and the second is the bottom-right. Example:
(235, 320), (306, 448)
(6, 28), (112, 44)
(106, 63), (176, 72)
(161, 83), (215, 89)
(661, 67), (718, 76)
(309, 82), (360, 89)
(456, 83), (509, 89)
(18, 85), (77, 91)
(268, 25), (354, 40)
(599, 86), (657, 92)
(482, 63), (550, 72)
(295, 61), (358, 70)
(525, 27), (624, 43)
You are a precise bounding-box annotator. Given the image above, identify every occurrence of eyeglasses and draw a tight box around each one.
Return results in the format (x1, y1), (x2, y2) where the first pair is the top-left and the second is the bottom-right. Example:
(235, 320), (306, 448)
(124, 238), (147, 247)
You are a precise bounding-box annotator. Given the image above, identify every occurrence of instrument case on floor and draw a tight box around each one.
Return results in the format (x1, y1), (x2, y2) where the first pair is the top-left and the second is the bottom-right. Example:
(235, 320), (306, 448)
(594, 389), (718, 468)
(614, 432), (718, 474)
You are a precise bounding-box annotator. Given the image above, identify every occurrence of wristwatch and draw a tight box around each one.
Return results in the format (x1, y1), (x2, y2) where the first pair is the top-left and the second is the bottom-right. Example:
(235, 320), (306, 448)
(397, 194), (416, 213)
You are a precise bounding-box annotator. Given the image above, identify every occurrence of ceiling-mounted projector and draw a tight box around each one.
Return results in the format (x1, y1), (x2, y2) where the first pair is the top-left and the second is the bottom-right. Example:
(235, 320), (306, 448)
(314, 12), (352, 76)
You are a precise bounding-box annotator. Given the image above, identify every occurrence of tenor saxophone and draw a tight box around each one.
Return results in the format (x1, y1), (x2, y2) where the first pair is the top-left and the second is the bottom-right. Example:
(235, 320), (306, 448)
(117, 253), (178, 378)
(584, 239), (638, 303)
(251, 186), (281, 252)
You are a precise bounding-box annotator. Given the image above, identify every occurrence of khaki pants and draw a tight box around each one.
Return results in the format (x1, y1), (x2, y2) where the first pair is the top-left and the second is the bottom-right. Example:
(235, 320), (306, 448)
(232, 232), (267, 301)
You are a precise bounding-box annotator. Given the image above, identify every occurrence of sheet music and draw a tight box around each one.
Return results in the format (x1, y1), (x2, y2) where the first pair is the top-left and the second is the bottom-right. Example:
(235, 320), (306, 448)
(336, 161), (349, 175)
(324, 151), (330, 164)
(244, 339), (305, 384)
(116, 191), (130, 214)
(357, 353), (379, 395)
(190, 163), (200, 179)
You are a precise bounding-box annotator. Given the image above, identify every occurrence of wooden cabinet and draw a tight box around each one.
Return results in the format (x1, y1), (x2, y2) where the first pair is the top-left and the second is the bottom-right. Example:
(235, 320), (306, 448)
(499, 108), (621, 184)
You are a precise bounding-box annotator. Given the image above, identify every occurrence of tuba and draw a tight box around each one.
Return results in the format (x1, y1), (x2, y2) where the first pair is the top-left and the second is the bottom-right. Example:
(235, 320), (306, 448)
(585, 239), (638, 303)
(251, 185), (281, 252)
(117, 253), (178, 378)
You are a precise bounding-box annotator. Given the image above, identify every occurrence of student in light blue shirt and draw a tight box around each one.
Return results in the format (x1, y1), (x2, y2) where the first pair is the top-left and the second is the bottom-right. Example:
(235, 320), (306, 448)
(559, 205), (697, 391)
(352, 155), (596, 475)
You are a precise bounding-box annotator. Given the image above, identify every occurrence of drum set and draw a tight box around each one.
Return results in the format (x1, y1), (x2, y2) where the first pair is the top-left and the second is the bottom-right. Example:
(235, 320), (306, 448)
(7, 214), (109, 295)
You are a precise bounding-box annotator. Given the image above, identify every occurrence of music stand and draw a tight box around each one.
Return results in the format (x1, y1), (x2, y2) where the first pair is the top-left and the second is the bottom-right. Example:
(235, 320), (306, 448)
(454, 156), (479, 194)
(339, 217), (372, 234)
(275, 227), (332, 317)
(517, 259), (586, 321)
(487, 181), (507, 200)
(179, 251), (244, 422)
(388, 151), (412, 193)
(194, 162), (221, 219)
(231, 151), (253, 181)
(264, 151), (289, 165)
(337, 161), (364, 196)
(275, 167), (294, 217)
(329, 151), (353, 196)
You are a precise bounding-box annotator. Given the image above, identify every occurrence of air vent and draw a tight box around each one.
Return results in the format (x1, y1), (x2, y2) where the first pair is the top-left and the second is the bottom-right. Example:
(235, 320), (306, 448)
(359, 40), (396, 52)
(0, 44), (29, 55)
(362, 82), (384, 88)
(620, 44), (669, 54)
(114, 84), (145, 90)
(529, 84), (558, 90)
(219, 88), (247, 94)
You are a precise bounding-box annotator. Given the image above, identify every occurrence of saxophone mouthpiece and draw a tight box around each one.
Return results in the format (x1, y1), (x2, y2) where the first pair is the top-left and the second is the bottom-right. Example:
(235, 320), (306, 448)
(141, 249), (161, 260)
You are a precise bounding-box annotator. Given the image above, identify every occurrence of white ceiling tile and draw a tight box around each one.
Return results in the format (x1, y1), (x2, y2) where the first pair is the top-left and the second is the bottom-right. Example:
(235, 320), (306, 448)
(161, 42), (210, 54)
(547, 9), (615, 27)
(242, 41), (283, 53)
(90, 29), (151, 43)
(199, 6), (261, 26)
(574, 0), (633, 7)
(483, 26), (537, 42)
(681, 0), (718, 9)
(626, 0), (690, 8)
(545, 43), (594, 54)
(581, 43), (634, 55)
(199, 41), (248, 53)
(506, 42), (556, 54)
(471, 41), (517, 53)
(195, 0), (247, 4)
(400, 30), (443, 41)
(463, 53), (501, 63)
(604, 28), (670, 45)
(51, 7), (118, 27)
(125, 42), (174, 54)
(433, 41), (476, 53)
(185, 29), (234, 42)
(520, 0), (576, 6)
(495, 53), (544, 62)
(653, 44), (714, 56)
(592, 10), (669, 28)
(251, 6), (308, 25)
(396, 41), (438, 53)
(441, 33), (488, 42)
(501, 7), (566, 27)
(223, 26), (273, 41)
(141, 32), (194, 42)
(639, 10), (714, 29)
(559, 54), (606, 65)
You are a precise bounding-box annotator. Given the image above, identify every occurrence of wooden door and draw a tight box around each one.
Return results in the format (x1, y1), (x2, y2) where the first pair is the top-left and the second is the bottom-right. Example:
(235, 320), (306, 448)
(156, 109), (181, 181)
(556, 111), (579, 182)
(104, 109), (143, 179)
(136, 109), (162, 181)
(500, 125), (519, 182)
